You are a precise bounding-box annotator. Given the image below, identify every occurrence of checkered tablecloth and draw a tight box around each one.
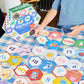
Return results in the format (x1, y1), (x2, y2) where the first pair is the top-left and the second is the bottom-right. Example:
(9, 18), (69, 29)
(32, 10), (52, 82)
(0, 26), (84, 84)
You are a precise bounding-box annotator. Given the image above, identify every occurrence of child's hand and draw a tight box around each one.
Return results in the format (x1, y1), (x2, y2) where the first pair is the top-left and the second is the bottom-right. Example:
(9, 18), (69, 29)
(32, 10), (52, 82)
(67, 25), (82, 36)
(27, 81), (41, 84)
(34, 26), (44, 37)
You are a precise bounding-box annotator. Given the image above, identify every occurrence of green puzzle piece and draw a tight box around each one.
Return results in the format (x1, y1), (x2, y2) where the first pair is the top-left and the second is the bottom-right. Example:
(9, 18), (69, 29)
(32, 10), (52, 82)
(74, 39), (84, 48)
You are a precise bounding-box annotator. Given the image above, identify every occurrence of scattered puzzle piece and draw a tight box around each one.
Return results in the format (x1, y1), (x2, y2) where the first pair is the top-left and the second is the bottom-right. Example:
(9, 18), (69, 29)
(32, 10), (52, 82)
(65, 70), (82, 82)
(16, 47), (31, 56)
(53, 77), (71, 84)
(62, 38), (75, 46)
(40, 73), (56, 84)
(0, 68), (14, 80)
(36, 36), (49, 45)
(63, 48), (76, 57)
(28, 56), (42, 69)
(7, 56), (22, 66)
(66, 60), (82, 70)
(52, 66), (67, 77)
(41, 30), (49, 36)
(43, 50), (57, 60)
(48, 31), (61, 39)
(76, 49), (84, 59)
(26, 69), (43, 81)
(74, 40), (84, 48)
(54, 56), (69, 65)
(0, 52), (11, 62)
(47, 40), (60, 49)
(32, 46), (45, 55)
(6, 45), (19, 53)
(14, 65), (29, 76)
(13, 77), (28, 84)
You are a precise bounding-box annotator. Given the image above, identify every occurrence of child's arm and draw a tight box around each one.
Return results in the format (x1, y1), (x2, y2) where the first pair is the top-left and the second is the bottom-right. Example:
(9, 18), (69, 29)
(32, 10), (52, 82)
(35, 8), (58, 36)
(67, 25), (84, 36)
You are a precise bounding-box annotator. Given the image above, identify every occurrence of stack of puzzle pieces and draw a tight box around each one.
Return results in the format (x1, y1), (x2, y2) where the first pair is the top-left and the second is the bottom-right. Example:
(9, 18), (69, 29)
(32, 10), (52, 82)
(2, 3), (41, 41)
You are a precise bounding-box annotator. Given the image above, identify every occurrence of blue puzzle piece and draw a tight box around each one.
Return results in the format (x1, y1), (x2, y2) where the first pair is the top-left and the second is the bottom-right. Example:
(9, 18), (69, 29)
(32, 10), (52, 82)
(39, 59), (56, 73)
(47, 40), (60, 49)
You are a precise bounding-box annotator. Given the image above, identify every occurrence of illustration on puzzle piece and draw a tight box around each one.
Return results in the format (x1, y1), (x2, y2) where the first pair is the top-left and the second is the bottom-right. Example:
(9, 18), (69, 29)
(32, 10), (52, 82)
(47, 40), (60, 49)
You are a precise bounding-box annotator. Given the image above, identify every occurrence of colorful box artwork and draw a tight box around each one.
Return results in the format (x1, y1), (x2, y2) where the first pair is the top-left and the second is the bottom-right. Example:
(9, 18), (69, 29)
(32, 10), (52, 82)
(2, 3), (41, 41)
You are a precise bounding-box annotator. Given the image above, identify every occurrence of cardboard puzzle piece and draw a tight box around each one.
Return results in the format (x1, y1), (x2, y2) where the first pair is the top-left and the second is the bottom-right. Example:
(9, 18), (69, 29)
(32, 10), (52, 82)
(13, 77), (28, 84)
(16, 47), (31, 56)
(3, 3), (41, 41)
(63, 48), (76, 57)
(0, 68), (14, 80)
(41, 30), (49, 36)
(52, 66), (67, 77)
(74, 40), (84, 48)
(47, 40), (60, 49)
(78, 80), (84, 84)
(32, 46), (45, 55)
(76, 49), (84, 59)
(39, 59), (56, 73)
(48, 31), (61, 39)
(6, 45), (19, 53)
(0, 52), (11, 62)
(0, 81), (8, 84)
(43, 50), (57, 60)
(14, 65), (29, 76)
(28, 56), (42, 69)
(66, 60), (82, 70)
(40, 73), (56, 84)
(54, 56), (69, 65)
(26, 69), (43, 81)
(36, 36), (49, 45)
(7, 55), (22, 66)
(53, 77), (71, 84)
(62, 38), (75, 46)
(65, 70), (82, 82)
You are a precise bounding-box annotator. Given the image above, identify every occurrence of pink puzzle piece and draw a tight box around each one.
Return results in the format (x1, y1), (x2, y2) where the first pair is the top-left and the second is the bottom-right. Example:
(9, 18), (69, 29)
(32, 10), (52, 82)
(48, 31), (61, 39)
(16, 47), (31, 56)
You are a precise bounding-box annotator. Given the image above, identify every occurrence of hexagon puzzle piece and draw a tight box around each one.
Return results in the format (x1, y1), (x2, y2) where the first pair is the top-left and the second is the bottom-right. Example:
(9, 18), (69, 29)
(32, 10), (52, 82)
(16, 47), (31, 56)
(7, 56), (22, 66)
(62, 38), (75, 46)
(54, 56), (68, 65)
(28, 56), (42, 69)
(52, 66), (67, 77)
(6, 45), (19, 53)
(65, 70), (82, 82)
(0, 52), (11, 62)
(14, 65), (29, 76)
(48, 31), (61, 39)
(36, 36), (48, 45)
(53, 77), (71, 84)
(43, 50), (57, 60)
(40, 73), (56, 84)
(0, 68), (14, 80)
(13, 77), (28, 84)
(26, 69), (43, 81)
(67, 60), (82, 70)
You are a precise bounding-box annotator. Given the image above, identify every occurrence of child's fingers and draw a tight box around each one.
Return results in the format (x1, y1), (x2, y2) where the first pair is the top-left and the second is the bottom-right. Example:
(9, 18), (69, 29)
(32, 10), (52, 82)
(71, 25), (79, 30)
